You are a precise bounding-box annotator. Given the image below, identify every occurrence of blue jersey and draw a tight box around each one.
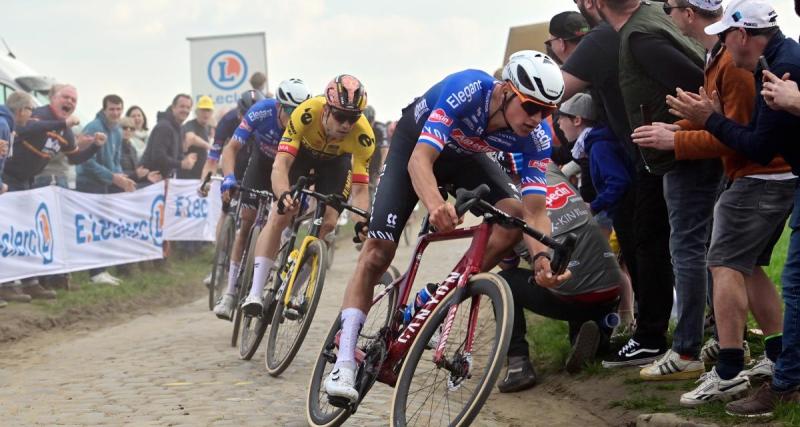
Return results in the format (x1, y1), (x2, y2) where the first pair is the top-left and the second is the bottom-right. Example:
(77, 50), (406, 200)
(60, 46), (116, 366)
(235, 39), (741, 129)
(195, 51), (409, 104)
(232, 98), (284, 158)
(412, 69), (551, 197)
(208, 108), (240, 162)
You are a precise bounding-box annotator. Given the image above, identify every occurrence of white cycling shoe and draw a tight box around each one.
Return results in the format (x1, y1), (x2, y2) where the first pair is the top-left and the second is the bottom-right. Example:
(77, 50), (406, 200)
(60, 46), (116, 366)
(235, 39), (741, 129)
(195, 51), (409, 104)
(324, 365), (359, 406)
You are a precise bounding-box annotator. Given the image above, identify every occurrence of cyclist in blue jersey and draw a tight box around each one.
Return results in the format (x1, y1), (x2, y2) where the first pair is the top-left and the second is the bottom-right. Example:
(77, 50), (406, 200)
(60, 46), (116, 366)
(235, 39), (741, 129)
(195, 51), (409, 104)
(212, 79), (312, 320)
(325, 50), (573, 403)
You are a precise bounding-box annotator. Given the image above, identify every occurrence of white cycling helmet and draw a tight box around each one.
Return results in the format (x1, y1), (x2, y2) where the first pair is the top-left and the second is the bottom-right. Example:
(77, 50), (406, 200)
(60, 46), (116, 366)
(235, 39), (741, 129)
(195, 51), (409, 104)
(276, 78), (312, 108)
(501, 50), (565, 107)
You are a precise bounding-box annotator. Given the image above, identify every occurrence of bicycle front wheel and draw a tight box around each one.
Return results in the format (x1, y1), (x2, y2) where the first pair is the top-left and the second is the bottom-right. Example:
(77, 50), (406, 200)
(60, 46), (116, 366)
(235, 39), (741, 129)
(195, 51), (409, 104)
(231, 225), (260, 348)
(265, 239), (328, 376)
(209, 214), (236, 310)
(390, 273), (513, 427)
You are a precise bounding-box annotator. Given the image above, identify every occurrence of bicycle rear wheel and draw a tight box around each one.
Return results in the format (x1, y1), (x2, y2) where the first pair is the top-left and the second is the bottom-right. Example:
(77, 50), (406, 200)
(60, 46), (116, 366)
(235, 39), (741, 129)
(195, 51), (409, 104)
(231, 225), (260, 348)
(306, 275), (398, 426)
(209, 214), (236, 310)
(390, 273), (513, 427)
(265, 239), (327, 376)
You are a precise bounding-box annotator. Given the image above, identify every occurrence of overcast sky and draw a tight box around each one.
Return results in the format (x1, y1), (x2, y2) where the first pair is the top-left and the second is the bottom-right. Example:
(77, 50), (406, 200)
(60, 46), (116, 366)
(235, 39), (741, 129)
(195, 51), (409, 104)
(2, 0), (799, 125)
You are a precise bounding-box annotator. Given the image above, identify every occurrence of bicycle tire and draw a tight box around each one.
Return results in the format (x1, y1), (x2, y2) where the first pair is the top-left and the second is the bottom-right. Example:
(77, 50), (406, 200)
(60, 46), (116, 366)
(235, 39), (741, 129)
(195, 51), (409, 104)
(266, 239), (328, 376)
(231, 224), (260, 348)
(306, 277), (398, 426)
(209, 214), (236, 310)
(390, 273), (513, 427)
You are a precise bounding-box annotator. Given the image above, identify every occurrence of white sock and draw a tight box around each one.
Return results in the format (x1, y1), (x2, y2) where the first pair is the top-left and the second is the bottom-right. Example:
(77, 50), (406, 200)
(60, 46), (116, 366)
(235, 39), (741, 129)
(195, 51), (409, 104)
(248, 257), (274, 299)
(335, 308), (366, 371)
(225, 261), (240, 295)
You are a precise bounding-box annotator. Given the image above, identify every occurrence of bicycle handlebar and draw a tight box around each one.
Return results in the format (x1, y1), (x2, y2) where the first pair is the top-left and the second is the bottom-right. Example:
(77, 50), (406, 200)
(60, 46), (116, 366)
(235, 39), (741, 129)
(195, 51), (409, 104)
(453, 184), (575, 275)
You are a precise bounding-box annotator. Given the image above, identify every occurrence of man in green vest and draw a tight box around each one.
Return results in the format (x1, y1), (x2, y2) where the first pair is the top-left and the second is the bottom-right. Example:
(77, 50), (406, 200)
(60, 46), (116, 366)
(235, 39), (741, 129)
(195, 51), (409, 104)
(594, 0), (713, 372)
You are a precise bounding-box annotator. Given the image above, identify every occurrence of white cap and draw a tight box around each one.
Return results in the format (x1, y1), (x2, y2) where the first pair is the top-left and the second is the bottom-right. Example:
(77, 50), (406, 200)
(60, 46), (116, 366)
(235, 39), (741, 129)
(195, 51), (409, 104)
(704, 0), (778, 35)
(687, 0), (722, 12)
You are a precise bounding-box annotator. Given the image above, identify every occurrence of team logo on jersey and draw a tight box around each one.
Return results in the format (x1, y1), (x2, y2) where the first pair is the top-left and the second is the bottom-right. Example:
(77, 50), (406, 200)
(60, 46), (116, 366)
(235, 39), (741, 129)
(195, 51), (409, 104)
(528, 159), (550, 173)
(428, 109), (453, 127)
(546, 183), (575, 210)
(450, 129), (494, 153)
(207, 50), (248, 91)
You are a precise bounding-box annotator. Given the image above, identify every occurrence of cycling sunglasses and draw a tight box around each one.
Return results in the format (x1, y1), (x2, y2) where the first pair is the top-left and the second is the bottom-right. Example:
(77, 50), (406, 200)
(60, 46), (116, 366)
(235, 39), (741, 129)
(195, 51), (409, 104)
(281, 105), (296, 116)
(508, 84), (556, 118)
(330, 108), (361, 125)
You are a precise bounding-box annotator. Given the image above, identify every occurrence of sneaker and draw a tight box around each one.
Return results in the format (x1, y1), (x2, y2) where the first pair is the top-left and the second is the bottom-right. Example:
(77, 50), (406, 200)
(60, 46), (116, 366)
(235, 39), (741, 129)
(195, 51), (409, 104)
(640, 349), (705, 381)
(0, 286), (32, 303)
(203, 272), (213, 287)
(700, 338), (752, 365)
(21, 282), (57, 300)
(679, 367), (750, 407)
(213, 293), (236, 320)
(565, 321), (601, 374)
(0, 298), (7, 308)
(90, 272), (121, 286)
(325, 365), (359, 406)
(602, 338), (666, 368)
(241, 294), (263, 317)
(739, 356), (774, 383)
(497, 356), (537, 393)
(725, 383), (800, 417)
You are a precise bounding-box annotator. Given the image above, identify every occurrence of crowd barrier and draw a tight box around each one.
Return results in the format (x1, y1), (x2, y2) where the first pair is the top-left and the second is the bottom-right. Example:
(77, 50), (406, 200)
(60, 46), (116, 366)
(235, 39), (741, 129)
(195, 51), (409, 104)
(0, 179), (222, 283)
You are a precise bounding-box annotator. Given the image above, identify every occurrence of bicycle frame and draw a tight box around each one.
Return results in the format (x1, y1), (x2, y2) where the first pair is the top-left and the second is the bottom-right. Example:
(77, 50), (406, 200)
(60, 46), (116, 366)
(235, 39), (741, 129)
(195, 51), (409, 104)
(374, 220), (493, 387)
(280, 190), (328, 306)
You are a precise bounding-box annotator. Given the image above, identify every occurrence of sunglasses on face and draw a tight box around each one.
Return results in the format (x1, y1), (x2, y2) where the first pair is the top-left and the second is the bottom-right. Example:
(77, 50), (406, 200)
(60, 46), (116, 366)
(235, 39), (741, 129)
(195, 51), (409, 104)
(281, 106), (296, 116)
(508, 84), (556, 118)
(122, 126), (135, 131)
(663, 3), (689, 14)
(330, 108), (361, 125)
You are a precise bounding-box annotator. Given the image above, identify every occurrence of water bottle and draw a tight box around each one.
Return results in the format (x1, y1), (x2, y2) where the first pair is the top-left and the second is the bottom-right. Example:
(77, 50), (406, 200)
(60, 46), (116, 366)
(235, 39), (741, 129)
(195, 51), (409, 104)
(403, 283), (438, 325)
(281, 249), (299, 284)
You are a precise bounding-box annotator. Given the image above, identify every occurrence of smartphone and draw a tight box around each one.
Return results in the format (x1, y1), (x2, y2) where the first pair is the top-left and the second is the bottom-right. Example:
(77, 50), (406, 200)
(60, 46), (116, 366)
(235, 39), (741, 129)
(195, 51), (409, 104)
(640, 104), (653, 126)
(759, 55), (770, 72)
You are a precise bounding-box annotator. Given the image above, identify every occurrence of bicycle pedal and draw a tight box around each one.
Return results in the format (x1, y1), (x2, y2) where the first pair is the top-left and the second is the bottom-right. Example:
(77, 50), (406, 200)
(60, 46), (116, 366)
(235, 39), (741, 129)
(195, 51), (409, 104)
(327, 396), (352, 409)
(283, 307), (301, 321)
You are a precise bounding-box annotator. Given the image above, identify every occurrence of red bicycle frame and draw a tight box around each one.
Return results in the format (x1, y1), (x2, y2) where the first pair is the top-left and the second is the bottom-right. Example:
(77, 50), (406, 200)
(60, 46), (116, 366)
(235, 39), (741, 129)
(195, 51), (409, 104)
(373, 219), (494, 387)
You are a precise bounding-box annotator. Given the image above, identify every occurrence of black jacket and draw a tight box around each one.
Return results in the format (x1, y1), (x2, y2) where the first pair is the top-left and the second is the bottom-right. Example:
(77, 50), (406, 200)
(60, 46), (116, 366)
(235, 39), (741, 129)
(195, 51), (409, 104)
(140, 108), (183, 178)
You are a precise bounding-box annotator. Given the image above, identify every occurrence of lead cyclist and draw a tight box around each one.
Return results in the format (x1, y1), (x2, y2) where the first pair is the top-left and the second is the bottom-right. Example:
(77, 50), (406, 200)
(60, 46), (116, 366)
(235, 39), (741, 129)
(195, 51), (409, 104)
(325, 50), (573, 403)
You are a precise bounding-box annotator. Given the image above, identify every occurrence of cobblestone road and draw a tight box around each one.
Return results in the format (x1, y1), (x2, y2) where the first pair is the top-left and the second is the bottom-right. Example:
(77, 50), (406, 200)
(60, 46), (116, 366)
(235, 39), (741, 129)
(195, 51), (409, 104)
(0, 224), (611, 426)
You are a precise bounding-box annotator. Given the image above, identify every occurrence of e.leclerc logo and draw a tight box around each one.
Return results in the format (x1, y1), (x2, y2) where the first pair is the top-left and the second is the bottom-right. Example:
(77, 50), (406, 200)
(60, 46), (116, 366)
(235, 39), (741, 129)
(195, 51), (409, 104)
(207, 50), (248, 90)
(73, 194), (165, 247)
(0, 202), (55, 265)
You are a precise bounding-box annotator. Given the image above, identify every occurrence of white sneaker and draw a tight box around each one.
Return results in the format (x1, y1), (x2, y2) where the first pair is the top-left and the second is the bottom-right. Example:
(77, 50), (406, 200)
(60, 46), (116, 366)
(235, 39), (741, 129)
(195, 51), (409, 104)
(679, 367), (750, 407)
(203, 272), (213, 287)
(241, 294), (263, 317)
(213, 293), (236, 320)
(324, 365), (359, 405)
(739, 356), (774, 382)
(640, 349), (705, 381)
(90, 272), (121, 286)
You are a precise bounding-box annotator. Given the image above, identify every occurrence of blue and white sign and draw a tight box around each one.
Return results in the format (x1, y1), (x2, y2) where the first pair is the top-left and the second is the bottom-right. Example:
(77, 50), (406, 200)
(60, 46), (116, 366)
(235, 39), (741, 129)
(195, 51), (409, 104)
(188, 32), (268, 109)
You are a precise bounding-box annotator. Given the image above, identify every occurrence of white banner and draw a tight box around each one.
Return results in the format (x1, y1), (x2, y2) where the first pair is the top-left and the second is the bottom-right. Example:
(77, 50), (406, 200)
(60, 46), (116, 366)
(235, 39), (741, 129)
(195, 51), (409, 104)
(187, 32), (268, 110)
(58, 184), (166, 273)
(0, 186), (67, 281)
(163, 179), (222, 241)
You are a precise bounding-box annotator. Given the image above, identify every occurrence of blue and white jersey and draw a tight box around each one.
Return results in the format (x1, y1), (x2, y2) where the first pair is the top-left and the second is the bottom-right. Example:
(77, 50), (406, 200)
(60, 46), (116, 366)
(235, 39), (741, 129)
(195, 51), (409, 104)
(232, 98), (284, 158)
(411, 69), (551, 197)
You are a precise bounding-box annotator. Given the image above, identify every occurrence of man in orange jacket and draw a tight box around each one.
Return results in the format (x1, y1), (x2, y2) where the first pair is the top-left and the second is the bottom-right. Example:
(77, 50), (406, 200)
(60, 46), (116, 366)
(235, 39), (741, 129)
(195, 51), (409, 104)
(633, 0), (794, 406)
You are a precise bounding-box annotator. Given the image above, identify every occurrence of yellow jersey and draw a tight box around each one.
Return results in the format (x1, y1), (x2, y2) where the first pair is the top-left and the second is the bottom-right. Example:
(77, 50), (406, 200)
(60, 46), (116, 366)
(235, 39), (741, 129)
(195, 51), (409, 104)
(278, 96), (375, 184)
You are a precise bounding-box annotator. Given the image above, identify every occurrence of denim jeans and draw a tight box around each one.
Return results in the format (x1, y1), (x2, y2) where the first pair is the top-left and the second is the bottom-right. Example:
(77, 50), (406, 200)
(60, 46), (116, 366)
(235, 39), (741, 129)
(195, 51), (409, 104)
(774, 183), (800, 391)
(32, 174), (69, 189)
(663, 159), (722, 358)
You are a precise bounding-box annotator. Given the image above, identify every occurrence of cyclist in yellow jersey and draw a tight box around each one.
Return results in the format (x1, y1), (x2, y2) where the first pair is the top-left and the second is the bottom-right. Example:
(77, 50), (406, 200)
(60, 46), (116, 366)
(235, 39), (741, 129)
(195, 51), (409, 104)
(241, 74), (375, 315)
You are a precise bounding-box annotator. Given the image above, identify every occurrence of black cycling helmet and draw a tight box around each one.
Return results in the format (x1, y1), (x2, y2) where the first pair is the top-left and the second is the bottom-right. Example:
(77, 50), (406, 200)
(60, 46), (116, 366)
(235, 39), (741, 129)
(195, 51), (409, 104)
(238, 89), (265, 115)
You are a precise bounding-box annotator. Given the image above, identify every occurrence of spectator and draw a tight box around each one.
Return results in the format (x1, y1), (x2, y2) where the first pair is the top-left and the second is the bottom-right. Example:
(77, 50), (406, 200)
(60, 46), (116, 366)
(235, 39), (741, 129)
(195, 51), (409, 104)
(497, 164), (624, 392)
(178, 95), (214, 179)
(595, 0), (708, 369)
(249, 71), (273, 98)
(2, 84), (102, 190)
(560, 2), (639, 327)
(125, 105), (149, 157)
(76, 94), (136, 194)
(119, 117), (161, 187)
(667, 0), (800, 415)
(546, 11), (591, 65)
(558, 92), (634, 231)
(632, 0), (789, 396)
(139, 94), (197, 179)
(0, 92), (34, 195)
(362, 106), (387, 195)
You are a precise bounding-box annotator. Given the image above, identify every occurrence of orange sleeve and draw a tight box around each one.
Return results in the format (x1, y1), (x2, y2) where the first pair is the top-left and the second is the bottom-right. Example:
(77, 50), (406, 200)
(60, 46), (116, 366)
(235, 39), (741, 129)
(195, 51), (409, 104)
(674, 60), (755, 161)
